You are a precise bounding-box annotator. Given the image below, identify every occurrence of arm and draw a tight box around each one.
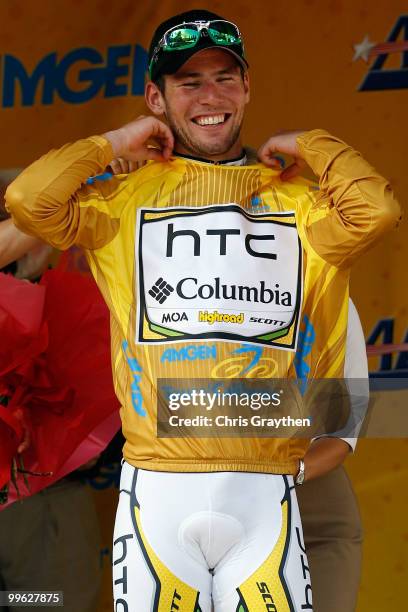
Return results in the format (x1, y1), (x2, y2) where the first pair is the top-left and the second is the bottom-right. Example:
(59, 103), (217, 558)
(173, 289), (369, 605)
(302, 299), (369, 480)
(333, 299), (370, 451)
(5, 136), (116, 250)
(258, 129), (401, 268)
(303, 437), (350, 481)
(6, 117), (174, 249)
(0, 219), (43, 268)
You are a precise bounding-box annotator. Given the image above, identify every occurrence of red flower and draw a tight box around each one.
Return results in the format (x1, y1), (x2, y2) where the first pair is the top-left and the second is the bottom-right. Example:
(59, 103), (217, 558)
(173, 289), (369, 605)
(0, 270), (120, 507)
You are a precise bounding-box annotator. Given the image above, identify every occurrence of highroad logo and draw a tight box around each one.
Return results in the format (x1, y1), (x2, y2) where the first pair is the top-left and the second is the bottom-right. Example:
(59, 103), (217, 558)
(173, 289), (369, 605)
(199, 310), (244, 325)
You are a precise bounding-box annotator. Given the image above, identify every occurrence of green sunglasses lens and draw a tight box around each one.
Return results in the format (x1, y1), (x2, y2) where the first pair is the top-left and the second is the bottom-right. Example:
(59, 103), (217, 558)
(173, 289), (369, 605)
(165, 27), (200, 50)
(150, 20), (243, 76)
(208, 21), (241, 45)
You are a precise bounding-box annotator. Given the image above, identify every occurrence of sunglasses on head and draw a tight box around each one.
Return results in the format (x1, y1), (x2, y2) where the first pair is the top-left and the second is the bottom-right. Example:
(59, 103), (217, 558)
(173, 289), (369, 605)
(149, 20), (244, 77)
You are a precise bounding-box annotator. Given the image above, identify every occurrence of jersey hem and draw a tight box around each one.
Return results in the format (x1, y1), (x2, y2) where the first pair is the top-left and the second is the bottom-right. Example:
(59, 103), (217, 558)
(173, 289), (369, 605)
(123, 458), (298, 475)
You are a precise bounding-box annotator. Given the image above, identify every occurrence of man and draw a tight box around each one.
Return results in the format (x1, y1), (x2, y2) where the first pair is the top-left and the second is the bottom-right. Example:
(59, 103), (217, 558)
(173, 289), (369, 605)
(6, 9), (399, 611)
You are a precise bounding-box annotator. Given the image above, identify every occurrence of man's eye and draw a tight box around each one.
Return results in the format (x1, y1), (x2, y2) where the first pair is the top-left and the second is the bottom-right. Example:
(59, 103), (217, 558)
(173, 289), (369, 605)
(182, 82), (200, 88)
(218, 77), (233, 82)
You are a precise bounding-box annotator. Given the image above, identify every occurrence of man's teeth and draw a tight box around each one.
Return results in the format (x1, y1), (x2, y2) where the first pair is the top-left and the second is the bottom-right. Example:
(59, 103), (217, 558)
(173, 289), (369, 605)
(195, 114), (226, 126)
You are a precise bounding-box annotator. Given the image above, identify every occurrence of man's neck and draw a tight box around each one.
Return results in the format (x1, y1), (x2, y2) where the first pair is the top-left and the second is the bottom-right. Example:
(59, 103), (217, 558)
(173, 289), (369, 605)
(174, 150), (247, 166)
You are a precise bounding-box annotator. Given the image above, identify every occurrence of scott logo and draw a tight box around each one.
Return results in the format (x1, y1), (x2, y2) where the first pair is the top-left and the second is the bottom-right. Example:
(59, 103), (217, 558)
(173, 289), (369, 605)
(250, 316), (286, 326)
(256, 582), (277, 611)
(2, 44), (148, 107)
(170, 590), (182, 611)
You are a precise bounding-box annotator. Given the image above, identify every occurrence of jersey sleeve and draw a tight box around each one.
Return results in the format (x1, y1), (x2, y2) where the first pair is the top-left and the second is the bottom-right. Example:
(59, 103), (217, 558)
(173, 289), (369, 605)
(297, 129), (401, 268)
(340, 299), (370, 451)
(5, 136), (122, 251)
(310, 299), (369, 452)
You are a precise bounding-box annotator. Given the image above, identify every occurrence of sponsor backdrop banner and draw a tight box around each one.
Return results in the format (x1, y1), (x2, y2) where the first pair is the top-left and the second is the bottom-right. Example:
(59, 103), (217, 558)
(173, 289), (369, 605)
(1, 0), (407, 610)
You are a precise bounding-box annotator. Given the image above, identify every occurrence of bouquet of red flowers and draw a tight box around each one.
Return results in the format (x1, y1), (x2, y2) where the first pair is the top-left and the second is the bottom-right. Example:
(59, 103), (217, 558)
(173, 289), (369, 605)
(0, 268), (121, 508)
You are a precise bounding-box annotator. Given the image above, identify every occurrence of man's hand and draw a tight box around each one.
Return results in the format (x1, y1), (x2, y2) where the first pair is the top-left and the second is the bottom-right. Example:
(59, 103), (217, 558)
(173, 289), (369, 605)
(257, 130), (307, 181)
(0, 219), (44, 270)
(301, 437), (351, 482)
(103, 116), (174, 163)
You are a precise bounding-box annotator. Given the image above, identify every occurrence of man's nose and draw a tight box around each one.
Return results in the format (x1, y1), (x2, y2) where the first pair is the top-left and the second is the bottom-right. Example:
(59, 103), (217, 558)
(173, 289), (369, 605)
(197, 81), (223, 105)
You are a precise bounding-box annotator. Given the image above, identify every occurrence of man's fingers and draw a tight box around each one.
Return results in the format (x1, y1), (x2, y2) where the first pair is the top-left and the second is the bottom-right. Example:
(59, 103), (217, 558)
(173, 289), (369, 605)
(108, 158), (124, 175)
(257, 134), (288, 162)
(151, 121), (174, 159)
(108, 158), (147, 174)
(258, 130), (306, 164)
(143, 147), (170, 162)
(257, 152), (282, 169)
(118, 158), (130, 173)
(105, 116), (172, 164)
(161, 142), (173, 160)
(105, 116), (174, 159)
(153, 137), (174, 160)
(109, 158), (141, 174)
(128, 160), (142, 172)
(257, 144), (278, 165)
(280, 160), (306, 182)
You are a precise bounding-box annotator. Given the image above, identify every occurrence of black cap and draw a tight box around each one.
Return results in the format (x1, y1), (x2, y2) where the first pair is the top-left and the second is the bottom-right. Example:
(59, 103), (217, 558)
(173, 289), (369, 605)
(148, 9), (248, 82)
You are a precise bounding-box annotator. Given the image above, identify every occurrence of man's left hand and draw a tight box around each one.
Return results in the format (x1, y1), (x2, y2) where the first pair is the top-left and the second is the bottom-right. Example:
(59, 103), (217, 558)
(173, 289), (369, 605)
(257, 130), (307, 181)
(301, 437), (351, 483)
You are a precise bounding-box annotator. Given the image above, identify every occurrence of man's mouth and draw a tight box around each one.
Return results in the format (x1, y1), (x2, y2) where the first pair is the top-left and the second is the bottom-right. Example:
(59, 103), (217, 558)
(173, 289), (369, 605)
(192, 113), (231, 126)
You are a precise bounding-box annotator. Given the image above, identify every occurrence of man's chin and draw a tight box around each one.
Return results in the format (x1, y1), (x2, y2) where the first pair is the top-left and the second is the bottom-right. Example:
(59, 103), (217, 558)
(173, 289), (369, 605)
(185, 137), (238, 158)
(169, 118), (242, 160)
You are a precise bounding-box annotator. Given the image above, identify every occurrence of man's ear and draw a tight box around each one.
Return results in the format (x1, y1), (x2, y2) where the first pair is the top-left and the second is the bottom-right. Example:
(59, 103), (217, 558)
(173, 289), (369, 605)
(145, 81), (166, 116)
(243, 70), (250, 104)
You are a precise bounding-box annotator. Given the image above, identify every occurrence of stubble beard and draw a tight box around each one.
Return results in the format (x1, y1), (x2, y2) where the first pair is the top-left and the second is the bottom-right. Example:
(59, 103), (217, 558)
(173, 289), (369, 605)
(166, 110), (243, 158)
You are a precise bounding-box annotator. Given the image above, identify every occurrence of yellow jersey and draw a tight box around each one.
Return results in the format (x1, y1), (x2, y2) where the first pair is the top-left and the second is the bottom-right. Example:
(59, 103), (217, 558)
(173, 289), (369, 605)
(6, 129), (400, 474)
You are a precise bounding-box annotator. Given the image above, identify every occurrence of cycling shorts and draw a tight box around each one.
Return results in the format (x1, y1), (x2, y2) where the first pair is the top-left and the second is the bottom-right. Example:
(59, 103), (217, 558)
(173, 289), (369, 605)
(113, 462), (313, 611)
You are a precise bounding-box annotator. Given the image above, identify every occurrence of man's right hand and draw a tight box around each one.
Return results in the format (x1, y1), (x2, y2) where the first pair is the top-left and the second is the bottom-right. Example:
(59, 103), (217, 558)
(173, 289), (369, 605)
(103, 116), (174, 163)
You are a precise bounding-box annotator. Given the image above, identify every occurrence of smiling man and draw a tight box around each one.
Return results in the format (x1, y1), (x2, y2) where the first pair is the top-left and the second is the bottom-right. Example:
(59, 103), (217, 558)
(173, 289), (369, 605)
(6, 8), (400, 612)
(147, 52), (248, 160)
(146, 11), (249, 161)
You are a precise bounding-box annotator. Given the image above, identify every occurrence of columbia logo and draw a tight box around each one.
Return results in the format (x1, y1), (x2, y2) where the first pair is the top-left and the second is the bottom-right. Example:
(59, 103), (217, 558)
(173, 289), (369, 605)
(149, 278), (174, 303)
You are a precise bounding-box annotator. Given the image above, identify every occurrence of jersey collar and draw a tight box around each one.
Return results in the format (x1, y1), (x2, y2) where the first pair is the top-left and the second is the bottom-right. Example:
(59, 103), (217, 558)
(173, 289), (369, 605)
(174, 151), (247, 166)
